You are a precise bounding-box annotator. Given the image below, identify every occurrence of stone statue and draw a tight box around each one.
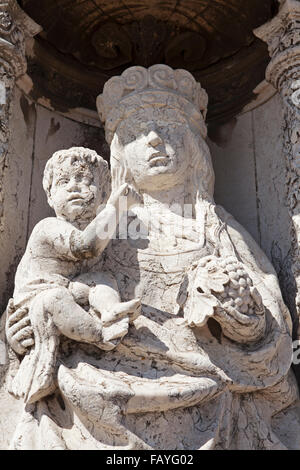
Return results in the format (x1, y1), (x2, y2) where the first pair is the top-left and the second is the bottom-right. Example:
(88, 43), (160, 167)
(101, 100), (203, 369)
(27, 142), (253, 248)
(2, 65), (299, 450)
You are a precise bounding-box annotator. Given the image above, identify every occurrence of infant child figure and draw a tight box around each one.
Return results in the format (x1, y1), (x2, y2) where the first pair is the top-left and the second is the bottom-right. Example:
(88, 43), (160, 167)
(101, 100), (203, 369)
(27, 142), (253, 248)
(8, 147), (141, 404)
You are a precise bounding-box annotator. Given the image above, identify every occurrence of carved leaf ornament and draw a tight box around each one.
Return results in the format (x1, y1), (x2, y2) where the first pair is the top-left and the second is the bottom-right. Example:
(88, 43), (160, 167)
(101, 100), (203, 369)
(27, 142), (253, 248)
(184, 257), (229, 327)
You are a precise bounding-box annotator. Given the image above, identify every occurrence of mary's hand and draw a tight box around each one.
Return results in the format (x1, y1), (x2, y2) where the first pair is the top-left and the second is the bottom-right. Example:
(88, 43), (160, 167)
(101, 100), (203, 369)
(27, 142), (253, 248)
(5, 299), (34, 355)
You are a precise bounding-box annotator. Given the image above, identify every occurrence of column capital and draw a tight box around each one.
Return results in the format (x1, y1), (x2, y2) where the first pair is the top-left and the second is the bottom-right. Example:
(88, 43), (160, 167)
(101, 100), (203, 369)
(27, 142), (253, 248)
(254, 0), (300, 100)
(0, 0), (41, 79)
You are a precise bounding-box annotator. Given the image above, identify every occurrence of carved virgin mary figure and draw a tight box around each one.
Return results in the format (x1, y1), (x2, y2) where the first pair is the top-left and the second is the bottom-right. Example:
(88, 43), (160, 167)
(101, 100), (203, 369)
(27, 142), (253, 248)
(3, 65), (300, 450)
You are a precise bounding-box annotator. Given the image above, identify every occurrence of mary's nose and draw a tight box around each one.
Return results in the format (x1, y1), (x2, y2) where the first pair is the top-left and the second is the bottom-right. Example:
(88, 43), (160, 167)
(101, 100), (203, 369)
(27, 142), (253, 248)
(147, 130), (163, 147)
(67, 178), (80, 191)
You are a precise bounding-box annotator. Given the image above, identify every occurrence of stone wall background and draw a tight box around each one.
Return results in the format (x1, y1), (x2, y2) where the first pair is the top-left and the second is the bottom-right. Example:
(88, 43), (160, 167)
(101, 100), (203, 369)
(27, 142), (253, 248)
(211, 94), (293, 319)
(211, 93), (291, 275)
(0, 88), (290, 315)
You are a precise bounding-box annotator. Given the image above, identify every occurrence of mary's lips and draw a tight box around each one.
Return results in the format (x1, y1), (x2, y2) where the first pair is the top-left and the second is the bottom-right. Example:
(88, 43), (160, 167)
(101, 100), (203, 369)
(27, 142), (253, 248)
(148, 152), (168, 161)
(148, 153), (169, 165)
(68, 194), (84, 201)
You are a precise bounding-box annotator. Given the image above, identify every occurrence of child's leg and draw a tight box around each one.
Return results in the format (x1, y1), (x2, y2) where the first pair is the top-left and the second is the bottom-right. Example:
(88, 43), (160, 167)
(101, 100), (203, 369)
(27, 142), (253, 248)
(87, 272), (141, 325)
(71, 271), (141, 325)
(69, 277), (129, 349)
(90, 284), (141, 348)
(69, 272), (141, 349)
(42, 287), (103, 347)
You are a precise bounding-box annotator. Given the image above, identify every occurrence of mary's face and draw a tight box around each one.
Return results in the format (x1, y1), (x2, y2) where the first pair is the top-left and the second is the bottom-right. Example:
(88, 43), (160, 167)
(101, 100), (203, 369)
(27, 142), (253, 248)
(112, 117), (192, 191)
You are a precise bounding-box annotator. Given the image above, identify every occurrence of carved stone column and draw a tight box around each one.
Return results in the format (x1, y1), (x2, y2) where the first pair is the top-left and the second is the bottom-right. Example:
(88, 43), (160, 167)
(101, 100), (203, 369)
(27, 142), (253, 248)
(255, 0), (300, 329)
(0, 0), (40, 214)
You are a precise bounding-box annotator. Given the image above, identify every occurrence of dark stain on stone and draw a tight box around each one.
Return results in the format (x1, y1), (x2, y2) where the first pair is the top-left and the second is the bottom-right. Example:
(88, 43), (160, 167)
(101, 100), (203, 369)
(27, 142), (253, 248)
(21, 0), (272, 125)
(81, 123), (110, 164)
(1, 252), (22, 315)
(20, 95), (36, 136)
(46, 117), (61, 142)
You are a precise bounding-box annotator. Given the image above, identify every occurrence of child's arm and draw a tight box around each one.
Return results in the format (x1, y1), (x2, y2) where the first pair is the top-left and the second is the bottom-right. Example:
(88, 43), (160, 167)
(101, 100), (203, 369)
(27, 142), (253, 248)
(70, 183), (141, 259)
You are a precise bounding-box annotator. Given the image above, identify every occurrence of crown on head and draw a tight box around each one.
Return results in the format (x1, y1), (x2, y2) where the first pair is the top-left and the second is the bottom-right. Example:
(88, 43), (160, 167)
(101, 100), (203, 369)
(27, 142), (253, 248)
(97, 64), (208, 144)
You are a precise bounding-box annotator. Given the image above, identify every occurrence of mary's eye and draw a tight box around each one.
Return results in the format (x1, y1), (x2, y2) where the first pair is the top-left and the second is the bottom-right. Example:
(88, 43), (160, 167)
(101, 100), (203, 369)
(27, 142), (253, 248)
(57, 178), (68, 185)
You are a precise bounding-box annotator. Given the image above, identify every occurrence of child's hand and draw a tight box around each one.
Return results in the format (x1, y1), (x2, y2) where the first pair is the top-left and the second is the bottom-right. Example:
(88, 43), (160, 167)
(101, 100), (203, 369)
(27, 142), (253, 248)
(108, 183), (142, 210)
(101, 298), (141, 326)
(100, 299), (141, 351)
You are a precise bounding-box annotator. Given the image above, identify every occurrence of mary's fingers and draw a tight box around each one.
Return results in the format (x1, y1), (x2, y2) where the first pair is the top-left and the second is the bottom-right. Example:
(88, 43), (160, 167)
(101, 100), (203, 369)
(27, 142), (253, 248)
(174, 225), (199, 242)
(9, 342), (26, 355)
(12, 326), (34, 343)
(6, 299), (15, 316)
(181, 230), (200, 243)
(7, 307), (29, 327)
(21, 338), (35, 349)
(7, 315), (31, 336)
(8, 327), (34, 355)
(251, 287), (263, 306)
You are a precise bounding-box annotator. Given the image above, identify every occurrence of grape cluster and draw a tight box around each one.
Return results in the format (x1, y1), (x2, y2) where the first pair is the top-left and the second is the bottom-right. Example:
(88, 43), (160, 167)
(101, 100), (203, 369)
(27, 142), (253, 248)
(217, 256), (256, 315)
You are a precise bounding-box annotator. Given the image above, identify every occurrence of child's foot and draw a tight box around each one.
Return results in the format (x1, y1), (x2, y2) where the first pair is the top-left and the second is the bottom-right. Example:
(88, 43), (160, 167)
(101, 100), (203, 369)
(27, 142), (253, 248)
(102, 317), (130, 350)
(86, 308), (128, 351)
(101, 298), (141, 327)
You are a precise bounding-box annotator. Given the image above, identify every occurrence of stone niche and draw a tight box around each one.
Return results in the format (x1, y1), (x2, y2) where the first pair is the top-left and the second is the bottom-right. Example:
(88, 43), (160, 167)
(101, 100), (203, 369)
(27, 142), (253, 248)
(1, 0), (300, 451)
(1, 0), (285, 312)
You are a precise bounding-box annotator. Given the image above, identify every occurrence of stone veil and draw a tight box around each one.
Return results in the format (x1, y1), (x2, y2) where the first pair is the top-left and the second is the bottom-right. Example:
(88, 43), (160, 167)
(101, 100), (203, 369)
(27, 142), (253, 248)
(1, 64), (300, 450)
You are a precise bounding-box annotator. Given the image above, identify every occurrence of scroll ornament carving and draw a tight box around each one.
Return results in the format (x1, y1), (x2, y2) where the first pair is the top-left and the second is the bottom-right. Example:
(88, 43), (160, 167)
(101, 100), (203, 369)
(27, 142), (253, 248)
(255, 0), (300, 315)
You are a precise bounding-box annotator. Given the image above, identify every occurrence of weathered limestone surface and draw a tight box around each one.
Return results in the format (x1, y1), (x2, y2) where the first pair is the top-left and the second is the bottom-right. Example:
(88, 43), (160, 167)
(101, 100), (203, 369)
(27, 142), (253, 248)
(0, 0), (39, 161)
(211, 93), (293, 315)
(0, 2), (291, 322)
(255, 0), (300, 326)
(0, 57), (289, 315)
(0, 65), (299, 450)
(210, 113), (260, 243)
(0, 0), (39, 310)
(0, 88), (35, 310)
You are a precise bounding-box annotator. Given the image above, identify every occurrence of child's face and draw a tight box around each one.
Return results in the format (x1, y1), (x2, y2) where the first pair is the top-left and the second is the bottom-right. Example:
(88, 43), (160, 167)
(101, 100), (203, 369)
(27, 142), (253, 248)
(49, 157), (103, 223)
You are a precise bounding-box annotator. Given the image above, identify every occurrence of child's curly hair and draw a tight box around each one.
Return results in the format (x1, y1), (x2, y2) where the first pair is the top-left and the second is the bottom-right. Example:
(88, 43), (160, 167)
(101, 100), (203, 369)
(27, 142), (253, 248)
(43, 147), (111, 203)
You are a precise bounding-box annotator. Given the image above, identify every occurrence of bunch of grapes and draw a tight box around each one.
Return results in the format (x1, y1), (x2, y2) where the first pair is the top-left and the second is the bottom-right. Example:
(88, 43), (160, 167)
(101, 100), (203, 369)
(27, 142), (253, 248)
(217, 256), (259, 315)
